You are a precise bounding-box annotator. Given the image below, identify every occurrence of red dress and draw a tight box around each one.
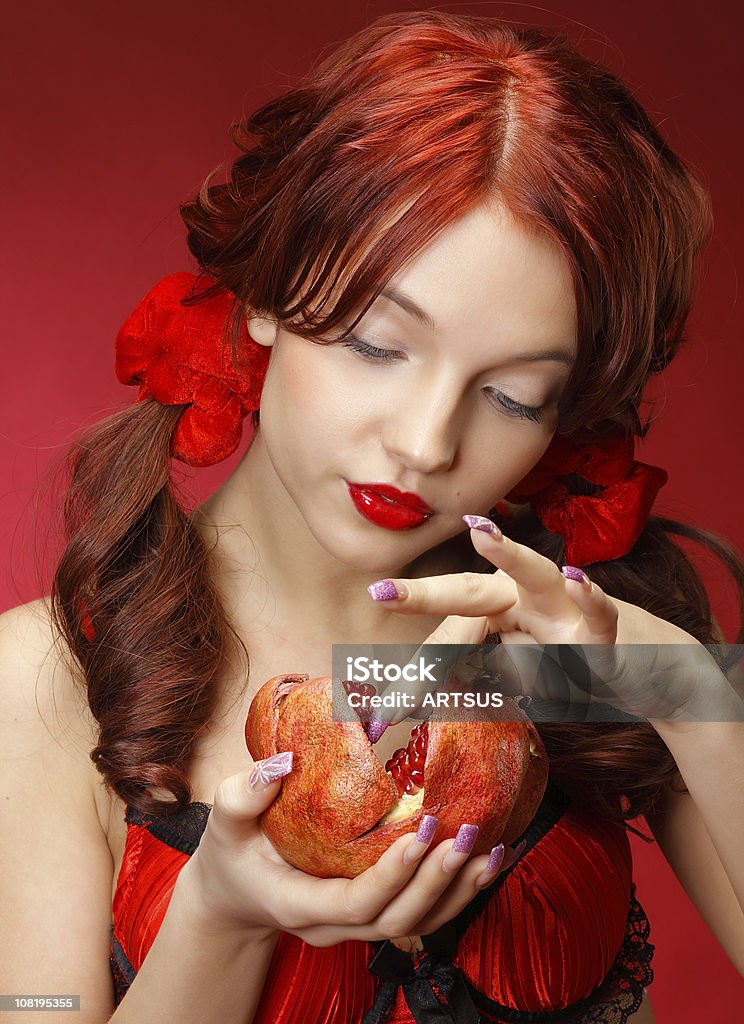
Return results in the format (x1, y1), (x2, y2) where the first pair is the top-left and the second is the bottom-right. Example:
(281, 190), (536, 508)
(109, 777), (654, 1022)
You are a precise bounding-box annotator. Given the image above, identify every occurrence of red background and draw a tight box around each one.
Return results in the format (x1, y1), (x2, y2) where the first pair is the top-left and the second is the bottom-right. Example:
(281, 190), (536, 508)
(2, 2), (742, 1019)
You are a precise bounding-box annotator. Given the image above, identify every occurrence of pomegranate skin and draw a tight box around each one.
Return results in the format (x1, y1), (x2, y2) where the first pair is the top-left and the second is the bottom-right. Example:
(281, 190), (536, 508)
(245, 674), (548, 878)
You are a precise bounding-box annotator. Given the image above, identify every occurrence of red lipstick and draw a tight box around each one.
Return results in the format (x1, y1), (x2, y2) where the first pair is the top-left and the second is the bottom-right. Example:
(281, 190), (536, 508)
(346, 482), (433, 530)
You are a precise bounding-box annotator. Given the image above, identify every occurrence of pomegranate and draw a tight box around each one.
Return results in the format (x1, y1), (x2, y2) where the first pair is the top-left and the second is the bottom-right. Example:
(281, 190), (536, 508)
(245, 673), (548, 878)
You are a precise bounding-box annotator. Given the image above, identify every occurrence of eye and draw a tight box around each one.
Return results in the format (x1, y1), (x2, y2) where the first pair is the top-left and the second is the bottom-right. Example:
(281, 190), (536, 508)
(342, 334), (546, 424)
(486, 389), (545, 424)
(341, 335), (402, 362)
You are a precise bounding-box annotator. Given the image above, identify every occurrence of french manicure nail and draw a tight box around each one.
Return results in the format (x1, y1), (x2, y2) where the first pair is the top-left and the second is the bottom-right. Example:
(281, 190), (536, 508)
(367, 579), (408, 601)
(453, 823), (479, 852)
(403, 814), (439, 864)
(462, 515), (503, 540)
(561, 565), (591, 589)
(248, 751), (294, 788)
(475, 843), (506, 888)
(442, 823), (479, 872)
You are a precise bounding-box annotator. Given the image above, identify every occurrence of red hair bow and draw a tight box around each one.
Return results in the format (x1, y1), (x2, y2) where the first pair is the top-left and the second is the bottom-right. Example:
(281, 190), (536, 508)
(115, 273), (270, 467)
(501, 430), (668, 565)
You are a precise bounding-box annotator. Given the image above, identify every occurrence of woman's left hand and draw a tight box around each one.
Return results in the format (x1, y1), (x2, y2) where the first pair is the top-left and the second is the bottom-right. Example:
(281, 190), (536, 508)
(366, 516), (737, 727)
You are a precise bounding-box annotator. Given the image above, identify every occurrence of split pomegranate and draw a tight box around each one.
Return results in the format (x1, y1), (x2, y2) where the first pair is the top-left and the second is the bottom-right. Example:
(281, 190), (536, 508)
(245, 673), (548, 879)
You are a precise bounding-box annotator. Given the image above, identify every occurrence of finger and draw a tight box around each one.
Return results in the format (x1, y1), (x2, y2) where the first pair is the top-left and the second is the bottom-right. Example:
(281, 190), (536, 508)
(463, 515), (569, 597)
(332, 829), (448, 928)
(366, 525), (568, 619)
(263, 829), (425, 932)
(209, 753), (294, 841)
(367, 570), (516, 616)
(560, 566), (619, 643)
(342, 830), (489, 942)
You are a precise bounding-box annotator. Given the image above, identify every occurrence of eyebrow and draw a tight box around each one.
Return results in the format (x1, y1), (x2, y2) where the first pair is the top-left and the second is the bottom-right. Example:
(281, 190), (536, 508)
(379, 286), (576, 368)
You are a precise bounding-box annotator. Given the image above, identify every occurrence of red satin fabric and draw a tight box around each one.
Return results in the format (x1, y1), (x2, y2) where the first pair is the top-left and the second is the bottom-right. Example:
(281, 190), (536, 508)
(114, 273), (270, 467)
(112, 801), (632, 1022)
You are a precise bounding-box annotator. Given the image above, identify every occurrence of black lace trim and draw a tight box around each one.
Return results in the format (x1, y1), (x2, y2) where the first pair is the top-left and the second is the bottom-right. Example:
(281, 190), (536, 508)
(109, 925), (135, 1006)
(124, 800), (212, 856)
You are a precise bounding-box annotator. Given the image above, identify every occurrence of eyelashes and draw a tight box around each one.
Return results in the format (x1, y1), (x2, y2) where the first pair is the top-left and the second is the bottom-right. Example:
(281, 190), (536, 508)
(341, 335), (399, 361)
(339, 335), (545, 424)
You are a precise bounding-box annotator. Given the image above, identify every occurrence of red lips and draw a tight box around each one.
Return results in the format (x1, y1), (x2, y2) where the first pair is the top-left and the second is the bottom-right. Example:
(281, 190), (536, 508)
(346, 481), (434, 531)
(352, 483), (433, 514)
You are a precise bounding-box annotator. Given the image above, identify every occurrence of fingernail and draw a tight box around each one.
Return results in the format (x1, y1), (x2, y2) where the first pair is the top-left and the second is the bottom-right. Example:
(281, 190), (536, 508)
(503, 838), (528, 870)
(561, 565), (591, 589)
(366, 712), (389, 744)
(403, 814), (439, 864)
(474, 843), (506, 888)
(367, 579), (408, 601)
(462, 515), (503, 540)
(248, 751), (294, 789)
(442, 823), (479, 872)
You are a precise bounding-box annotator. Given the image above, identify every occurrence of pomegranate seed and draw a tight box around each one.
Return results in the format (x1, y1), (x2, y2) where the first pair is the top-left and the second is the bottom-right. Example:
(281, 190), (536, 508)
(383, 723), (430, 798)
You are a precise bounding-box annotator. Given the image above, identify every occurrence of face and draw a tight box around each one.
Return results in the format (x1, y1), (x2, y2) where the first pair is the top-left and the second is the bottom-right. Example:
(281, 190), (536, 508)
(246, 198), (578, 574)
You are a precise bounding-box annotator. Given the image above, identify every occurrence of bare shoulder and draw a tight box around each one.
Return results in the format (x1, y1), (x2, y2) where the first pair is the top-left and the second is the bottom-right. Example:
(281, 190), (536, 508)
(0, 596), (106, 823)
(0, 594), (113, 831)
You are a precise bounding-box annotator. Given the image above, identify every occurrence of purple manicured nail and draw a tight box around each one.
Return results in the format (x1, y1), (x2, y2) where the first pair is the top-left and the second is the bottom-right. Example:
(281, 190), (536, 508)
(249, 750), (294, 788)
(485, 843), (506, 874)
(442, 823), (479, 872)
(474, 843), (506, 888)
(452, 823), (479, 853)
(368, 579), (405, 601)
(561, 565), (590, 587)
(415, 814), (439, 845)
(504, 838), (528, 869)
(403, 814), (439, 864)
(366, 713), (389, 744)
(462, 515), (503, 539)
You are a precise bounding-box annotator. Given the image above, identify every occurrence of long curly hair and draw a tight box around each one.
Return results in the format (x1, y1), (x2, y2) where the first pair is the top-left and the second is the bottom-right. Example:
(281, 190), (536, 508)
(48, 11), (744, 829)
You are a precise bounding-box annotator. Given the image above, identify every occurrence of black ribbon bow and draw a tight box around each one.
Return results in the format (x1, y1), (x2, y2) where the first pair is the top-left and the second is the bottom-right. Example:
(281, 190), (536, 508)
(362, 921), (480, 1024)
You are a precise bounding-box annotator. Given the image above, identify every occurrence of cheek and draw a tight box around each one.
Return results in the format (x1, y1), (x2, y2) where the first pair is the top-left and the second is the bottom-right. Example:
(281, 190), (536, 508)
(462, 425), (554, 499)
(261, 343), (350, 448)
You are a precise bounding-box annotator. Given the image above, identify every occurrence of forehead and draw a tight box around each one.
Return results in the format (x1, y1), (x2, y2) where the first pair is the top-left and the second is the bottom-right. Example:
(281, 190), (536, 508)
(372, 200), (578, 352)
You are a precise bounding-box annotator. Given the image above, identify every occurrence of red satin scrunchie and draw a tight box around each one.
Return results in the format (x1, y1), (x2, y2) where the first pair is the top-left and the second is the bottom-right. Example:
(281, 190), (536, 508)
(501, 431), (668, 566)
(115, 272), (270, 467)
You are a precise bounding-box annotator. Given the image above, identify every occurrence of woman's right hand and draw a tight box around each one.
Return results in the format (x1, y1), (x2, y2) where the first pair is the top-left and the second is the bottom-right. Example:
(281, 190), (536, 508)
(179, 753), (515, 949)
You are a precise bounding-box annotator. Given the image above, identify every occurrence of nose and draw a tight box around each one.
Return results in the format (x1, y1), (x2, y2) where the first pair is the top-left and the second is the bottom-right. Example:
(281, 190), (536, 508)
(382, 377), (462, 475)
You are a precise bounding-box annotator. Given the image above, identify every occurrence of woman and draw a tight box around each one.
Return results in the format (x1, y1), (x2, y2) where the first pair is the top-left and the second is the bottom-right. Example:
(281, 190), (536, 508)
(1, 9), (743, 1024)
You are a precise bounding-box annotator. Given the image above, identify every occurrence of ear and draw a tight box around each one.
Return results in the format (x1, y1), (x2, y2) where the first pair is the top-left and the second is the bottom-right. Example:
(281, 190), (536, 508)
(245, 312), (279, 348)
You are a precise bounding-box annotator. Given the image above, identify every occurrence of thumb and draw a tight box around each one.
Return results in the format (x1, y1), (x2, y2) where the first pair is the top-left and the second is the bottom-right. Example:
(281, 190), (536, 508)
(211, 751), (294, 831)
